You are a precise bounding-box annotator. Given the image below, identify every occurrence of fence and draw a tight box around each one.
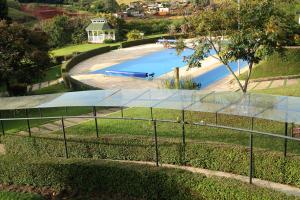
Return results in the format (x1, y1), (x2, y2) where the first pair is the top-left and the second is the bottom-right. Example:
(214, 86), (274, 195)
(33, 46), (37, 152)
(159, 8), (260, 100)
(1, 106), (300, 185)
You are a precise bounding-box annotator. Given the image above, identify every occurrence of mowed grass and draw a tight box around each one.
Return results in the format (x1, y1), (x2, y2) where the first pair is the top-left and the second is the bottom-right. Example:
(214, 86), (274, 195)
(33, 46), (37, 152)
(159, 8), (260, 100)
(48, 107), (300, 155)
(30, 83), (70, 95)
(1, 106), (92, 133)
(240, 48), (300, 80)
(0, 191), (42, 200)
(254, 80), (300, 97)
(42, 65), (61, 82)
(50, 33), (168, 57)
(50, 43), (121, 57)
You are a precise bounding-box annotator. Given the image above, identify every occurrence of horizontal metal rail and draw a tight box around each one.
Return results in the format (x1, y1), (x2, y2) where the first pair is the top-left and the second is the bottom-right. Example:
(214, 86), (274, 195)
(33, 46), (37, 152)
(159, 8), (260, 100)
(1, 115), (300, 142)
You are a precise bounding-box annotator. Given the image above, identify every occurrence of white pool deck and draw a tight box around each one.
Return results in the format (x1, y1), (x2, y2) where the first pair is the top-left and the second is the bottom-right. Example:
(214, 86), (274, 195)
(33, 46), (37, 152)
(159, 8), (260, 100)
(70, 43), (236, 91)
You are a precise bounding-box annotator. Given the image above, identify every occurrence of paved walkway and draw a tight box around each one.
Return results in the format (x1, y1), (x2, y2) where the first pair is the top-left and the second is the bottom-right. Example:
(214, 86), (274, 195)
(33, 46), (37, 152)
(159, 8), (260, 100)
(114, 160), (300, 197)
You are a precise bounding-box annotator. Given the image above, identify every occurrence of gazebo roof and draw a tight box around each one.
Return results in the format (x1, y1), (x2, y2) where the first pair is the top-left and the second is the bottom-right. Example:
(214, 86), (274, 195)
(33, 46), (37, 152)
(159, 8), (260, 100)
(85, 21), (114, 31)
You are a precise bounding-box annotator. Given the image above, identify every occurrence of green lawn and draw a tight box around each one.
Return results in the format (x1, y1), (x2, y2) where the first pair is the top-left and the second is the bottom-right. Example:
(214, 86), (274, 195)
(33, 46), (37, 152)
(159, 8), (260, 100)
(51, 107), (298, 155)
(240, 48), (300, 80)
(253, 80), (300, 97)
(42, 65), (61, 82)
(30, 83), (68, 95)
(50, 33), (168, 57)
(0, 191), (42, 200)
(8, 7), (36, 23)
(50, 43), (121, 57)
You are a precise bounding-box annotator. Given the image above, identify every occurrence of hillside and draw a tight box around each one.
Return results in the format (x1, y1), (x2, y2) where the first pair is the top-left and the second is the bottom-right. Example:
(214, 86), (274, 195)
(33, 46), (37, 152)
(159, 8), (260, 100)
(240, 48), (300, 80)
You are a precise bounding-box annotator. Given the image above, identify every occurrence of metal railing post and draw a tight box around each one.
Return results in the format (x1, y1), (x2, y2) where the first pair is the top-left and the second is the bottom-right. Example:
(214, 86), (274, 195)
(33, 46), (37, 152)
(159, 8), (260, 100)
(121, 107), (124, 118)
(39, 108), (43, 118)
(153, 120), (159, 167)
(249, 133), (253, 184)
(93, 106), (99, 138)
(25, 109), (31, 137)
(182, 110), (186, 165)
(61, 117), (69, 158)
(150, 107), (153, 120)
(0, 120), (4, 136)
(284, 122), (288, 157)
(215, 112), (218, 124)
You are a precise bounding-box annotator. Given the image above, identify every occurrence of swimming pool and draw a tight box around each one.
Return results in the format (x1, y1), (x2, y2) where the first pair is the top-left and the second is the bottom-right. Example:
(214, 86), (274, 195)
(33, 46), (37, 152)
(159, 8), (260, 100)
(195, 60), (248, 88)
(90, 48), (248, 88)
(90, 48), (197, 78)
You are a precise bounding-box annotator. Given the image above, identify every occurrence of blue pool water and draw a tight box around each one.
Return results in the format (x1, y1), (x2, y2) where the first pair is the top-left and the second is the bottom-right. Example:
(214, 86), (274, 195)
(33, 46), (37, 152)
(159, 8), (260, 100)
(195, 60), (248, 88)
(90, 48), (197, 77)
(90, 48), (248, 88)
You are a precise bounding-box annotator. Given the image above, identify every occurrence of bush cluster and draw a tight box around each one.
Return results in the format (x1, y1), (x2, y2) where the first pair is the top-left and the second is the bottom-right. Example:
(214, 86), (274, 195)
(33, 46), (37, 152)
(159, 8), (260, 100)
(0, 155), (296, 200)
(2, 135), (300, 188)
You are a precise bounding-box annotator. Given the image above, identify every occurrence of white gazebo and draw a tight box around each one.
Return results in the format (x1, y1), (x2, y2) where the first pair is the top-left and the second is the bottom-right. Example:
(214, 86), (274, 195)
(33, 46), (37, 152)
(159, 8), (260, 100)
(85, 18), (116, 43)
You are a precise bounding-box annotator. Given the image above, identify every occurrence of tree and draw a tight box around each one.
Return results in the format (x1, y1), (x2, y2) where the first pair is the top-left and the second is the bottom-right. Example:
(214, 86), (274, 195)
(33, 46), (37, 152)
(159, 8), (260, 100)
(126, 29), (143, 41)
(0, 21), (50, 96)
(178, 0), (297, 93)
(0, 0), (8, 20)
(39, 15), (72, 48)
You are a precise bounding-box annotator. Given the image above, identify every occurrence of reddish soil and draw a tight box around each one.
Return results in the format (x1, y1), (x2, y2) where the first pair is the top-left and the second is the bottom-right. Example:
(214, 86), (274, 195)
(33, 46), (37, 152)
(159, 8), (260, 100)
(20, 4), (83, 20)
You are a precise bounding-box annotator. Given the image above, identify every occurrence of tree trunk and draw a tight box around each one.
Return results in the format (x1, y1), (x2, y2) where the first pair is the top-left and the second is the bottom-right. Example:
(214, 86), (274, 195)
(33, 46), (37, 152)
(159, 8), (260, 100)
(224, 63), (244, 92)
(242, 62), (253, 93)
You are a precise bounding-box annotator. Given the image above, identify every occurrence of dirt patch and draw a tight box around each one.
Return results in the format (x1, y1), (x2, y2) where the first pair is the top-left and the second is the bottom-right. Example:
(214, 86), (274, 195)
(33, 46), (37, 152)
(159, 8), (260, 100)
(20, 4), (84, 20)
(0, 183), (143, 200)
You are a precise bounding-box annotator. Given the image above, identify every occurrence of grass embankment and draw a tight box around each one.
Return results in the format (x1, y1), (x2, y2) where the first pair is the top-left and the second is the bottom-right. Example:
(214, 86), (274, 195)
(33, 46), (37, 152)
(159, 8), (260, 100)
(40, 65), (61, 83)
(0, 156), (297, 200)
(30, 83), (70, 95)
(254, 80), (300, 96)
(0, 191), (42, 200)
(1, 106), (92, 133)
(3, 107), (300, 187)
(240, 48), (300, 80)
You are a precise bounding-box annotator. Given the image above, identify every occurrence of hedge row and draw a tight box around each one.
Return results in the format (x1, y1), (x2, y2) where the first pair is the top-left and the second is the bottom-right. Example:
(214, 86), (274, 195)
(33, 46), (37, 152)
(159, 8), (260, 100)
(3, 135), (300, 188)
(0, 156), (296, 200)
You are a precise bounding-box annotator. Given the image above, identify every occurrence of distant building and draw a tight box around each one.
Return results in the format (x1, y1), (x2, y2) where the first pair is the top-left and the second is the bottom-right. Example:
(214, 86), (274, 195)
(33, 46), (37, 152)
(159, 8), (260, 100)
(126, 7), (145, 17)
(159, 7), (170, 15)
(85, 18), (115, 44)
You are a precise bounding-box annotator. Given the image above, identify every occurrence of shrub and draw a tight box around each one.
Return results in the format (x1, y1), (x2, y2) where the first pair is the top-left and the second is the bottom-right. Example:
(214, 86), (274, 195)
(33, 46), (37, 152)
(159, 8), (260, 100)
(0, 156), (295, 199)
(126, 29), (144, 41)
(103, 39), (114, 44)
(3, 134), (300, 188)
(8, 84), (27, 96)
(161, 76), (200, 90)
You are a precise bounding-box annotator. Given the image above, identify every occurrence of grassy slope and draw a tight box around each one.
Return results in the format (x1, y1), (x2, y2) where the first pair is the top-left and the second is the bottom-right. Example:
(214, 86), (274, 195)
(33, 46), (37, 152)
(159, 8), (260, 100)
(38, 106), (297, 155)
(8, 7), (36, 23)
(254, 80), (300, 96)
(42, 65), (61, 82)
(240, 49), (300, 80)
(0, 157), (297, 200)
(0, 191), (42, 200)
